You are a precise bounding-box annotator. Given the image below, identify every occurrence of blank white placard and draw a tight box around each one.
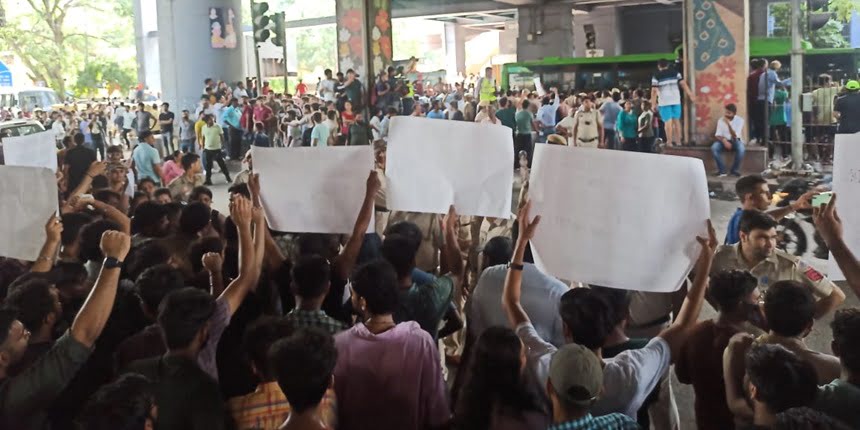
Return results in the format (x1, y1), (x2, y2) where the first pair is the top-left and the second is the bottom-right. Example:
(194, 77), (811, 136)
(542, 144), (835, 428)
(528, 145), (710, 292)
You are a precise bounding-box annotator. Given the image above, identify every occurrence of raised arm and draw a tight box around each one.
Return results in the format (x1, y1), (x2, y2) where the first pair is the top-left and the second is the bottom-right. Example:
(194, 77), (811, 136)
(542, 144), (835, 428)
(813, 193), (860, 297)
(439, 205), (465, 290)
(333, 170), (380, 280)
(723, 332), (755, 420)
(202, 252), (225, 297)
(218, 196), (257, 314)
(767, 190), (816, 221)
(67, 161), (107, 200)
(502, 201), (541, 328)
(70, 230), (130, 348)
(89, 198), (131, 235)
(31, 215), (63, 273)
(247, 174), (268, 276)
(657, 220), (717, 362)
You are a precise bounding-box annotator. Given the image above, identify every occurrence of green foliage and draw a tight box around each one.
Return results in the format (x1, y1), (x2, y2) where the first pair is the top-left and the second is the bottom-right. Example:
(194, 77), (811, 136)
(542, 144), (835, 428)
(769, 1), (855, 48)
(829, 0), (860, 22)
(0, 0), (134, 98)
(74, 60), (136, 97)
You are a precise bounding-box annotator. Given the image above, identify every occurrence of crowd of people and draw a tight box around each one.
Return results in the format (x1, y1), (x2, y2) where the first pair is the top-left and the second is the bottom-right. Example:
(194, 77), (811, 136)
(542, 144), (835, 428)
(0, 62), (860, 430)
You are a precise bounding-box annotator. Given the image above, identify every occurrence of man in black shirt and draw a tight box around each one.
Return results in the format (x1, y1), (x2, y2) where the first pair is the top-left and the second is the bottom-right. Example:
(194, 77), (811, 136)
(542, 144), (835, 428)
(835, 80), (860, 134)
(158, 103), (176, 153)
(63, 133), (97, 196)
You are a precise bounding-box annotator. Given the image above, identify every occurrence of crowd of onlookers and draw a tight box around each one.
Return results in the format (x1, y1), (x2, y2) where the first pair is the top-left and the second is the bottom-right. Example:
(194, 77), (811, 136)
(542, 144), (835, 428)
(0, 67), (859, 430)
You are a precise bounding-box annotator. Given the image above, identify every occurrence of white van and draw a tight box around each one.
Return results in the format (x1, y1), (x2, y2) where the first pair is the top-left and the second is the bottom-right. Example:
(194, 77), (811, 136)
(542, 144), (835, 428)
(0, 87), (62, 113)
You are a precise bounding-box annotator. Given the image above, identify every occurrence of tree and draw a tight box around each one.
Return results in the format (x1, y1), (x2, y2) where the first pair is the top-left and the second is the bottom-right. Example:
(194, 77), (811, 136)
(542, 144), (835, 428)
(769, 1), (857, 48)
(74, 60), (136, 98)
(0, 0), (130, 97)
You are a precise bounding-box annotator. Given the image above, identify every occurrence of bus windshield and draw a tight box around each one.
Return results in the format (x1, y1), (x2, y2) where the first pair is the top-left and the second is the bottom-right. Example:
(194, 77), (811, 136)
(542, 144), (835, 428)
(19, 90), (60, 111)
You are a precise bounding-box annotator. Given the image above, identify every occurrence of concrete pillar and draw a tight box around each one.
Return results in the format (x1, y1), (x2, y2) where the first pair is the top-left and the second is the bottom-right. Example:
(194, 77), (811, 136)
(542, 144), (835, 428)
(336, 0), (392, 98)
(133, 0), (146, 86)
(517, 3), (574, 61)
(156, 0), (245, 111)
(687, 0), (749, 143)
(573, 7), (621, 57)
(444, 23), (466, 79)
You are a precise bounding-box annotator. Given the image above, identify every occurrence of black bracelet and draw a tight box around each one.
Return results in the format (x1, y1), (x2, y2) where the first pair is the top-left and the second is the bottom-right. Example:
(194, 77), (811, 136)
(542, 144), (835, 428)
(508, 262), (524, 271)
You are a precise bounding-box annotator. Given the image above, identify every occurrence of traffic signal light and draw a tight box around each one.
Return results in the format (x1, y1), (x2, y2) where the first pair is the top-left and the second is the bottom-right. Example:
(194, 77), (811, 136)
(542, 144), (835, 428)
(807, 0), (834, 32)
(584, 24), (597, 50)
(271, 12), (285, 47)
(252, 1), (271, 43)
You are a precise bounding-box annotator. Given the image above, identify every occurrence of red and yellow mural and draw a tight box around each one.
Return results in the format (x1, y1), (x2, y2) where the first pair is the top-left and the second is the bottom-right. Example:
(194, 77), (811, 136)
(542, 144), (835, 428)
(689, 0), (748, 143)
(336, 0), (392, 80)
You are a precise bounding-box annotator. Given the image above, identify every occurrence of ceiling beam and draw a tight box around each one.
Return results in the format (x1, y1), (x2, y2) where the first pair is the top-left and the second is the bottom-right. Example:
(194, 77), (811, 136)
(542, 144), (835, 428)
(285, 2), (516, 29)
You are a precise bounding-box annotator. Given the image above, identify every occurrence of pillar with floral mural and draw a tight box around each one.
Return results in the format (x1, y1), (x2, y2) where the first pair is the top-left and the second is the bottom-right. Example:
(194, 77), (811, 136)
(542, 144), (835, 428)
(336, 0), (392, 101)
(688, 0), (748, 144)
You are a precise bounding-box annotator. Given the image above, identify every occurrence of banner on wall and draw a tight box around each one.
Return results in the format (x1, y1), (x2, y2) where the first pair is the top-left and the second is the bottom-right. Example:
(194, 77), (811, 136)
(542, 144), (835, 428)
(209, 7), (238, 49)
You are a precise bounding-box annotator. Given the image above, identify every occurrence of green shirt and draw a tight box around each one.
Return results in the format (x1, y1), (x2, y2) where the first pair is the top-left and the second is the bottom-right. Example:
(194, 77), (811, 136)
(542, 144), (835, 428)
(617, 110), (639, 139)
(311, 123), (330, 147)
(813, 378), (860, 427)
(496, 107), (517, 130)
(201, 124), (223, 151)
(0, 332), (92, 430)
(394, 274), (454, 341)
(770, 89), (788, 126)
(515, 110), (534, 135)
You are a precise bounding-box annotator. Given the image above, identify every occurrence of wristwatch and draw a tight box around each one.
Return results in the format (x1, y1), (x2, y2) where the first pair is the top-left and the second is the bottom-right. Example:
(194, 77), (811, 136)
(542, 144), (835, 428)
(508, 262), (525, 271)
(103, 257), (124, 269)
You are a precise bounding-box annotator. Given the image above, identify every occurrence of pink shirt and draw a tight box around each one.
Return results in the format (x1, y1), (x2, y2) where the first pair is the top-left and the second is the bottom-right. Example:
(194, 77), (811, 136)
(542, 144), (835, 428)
(334, 321), (450, 430)
(162, 160), (184, 185)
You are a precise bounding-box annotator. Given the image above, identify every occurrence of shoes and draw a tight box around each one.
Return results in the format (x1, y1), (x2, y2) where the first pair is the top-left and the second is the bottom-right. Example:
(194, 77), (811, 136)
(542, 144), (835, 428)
(715, 172), (727, 177)
(203, 180), (213, 186)
(225, 177), (232, 183)
(730, 171), (741, 177)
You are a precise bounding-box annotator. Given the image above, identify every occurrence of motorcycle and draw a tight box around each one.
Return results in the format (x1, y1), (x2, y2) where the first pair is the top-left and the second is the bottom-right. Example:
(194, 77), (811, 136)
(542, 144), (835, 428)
(771, 178), (830, 259)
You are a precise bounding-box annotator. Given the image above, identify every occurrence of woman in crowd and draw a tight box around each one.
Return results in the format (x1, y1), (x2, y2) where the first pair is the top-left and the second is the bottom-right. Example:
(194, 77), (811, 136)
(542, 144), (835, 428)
(455, 326), (549, 429)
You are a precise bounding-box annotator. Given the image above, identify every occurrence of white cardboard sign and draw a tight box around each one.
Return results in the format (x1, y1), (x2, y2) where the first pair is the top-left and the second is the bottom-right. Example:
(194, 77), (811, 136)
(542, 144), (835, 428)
(2, 132), (58, 172)
(528, 145), (710, 292)
(253, 146), (375, 234)
(385, 116), (513, 218)
(0, 166), (58, 261)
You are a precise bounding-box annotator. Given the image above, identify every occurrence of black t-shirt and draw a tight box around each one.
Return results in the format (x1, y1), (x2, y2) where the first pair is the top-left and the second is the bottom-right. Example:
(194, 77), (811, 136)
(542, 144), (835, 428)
(835, 93), (860, 134)
(159, 111), (175, 133)
(63, 145), (97, 193)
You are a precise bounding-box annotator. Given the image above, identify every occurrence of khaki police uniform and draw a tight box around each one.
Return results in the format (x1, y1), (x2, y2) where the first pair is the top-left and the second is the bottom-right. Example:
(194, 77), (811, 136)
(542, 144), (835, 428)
(167, 173), (205, 202)
(711, 244), (835, 300)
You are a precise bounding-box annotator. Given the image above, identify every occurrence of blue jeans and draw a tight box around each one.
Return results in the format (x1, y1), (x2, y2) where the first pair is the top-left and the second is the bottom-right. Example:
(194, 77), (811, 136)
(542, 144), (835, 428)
(180, 138), (196, 154)
(711, 139), (745, 174)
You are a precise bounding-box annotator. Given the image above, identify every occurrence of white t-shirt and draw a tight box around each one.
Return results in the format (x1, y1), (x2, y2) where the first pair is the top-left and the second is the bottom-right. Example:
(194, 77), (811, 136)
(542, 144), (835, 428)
(515, 322), (671, 419)
(233, 88), (248, 100)
(319, 79), (336, 102)
(715, 115), (746, 140)
(369, 115), (382, 141)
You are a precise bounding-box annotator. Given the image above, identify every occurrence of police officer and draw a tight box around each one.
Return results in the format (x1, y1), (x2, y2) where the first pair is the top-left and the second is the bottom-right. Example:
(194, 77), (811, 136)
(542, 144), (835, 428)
(711, 210), (845, 319)
(476, 67), (497, 105)
(834, 80), (860, 134)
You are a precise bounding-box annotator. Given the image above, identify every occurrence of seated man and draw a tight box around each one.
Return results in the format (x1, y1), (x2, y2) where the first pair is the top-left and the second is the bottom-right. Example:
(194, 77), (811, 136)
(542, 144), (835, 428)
(710, 103), (746, 177)
(712, 210), (845, 319)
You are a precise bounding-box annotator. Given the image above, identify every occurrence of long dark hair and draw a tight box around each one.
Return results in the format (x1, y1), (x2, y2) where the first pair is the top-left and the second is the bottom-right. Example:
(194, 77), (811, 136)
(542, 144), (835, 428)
(454, 326), (543, 429)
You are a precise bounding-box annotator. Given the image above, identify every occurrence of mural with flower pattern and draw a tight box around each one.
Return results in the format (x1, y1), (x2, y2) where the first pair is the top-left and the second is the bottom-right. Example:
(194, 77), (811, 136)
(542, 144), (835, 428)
(690, 0), (747, 142)
(336, 0), (392, 84)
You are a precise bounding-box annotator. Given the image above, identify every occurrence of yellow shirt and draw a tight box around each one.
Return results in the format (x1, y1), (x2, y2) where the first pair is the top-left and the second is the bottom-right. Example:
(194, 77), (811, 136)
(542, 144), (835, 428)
(194, 119), (206, 146)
